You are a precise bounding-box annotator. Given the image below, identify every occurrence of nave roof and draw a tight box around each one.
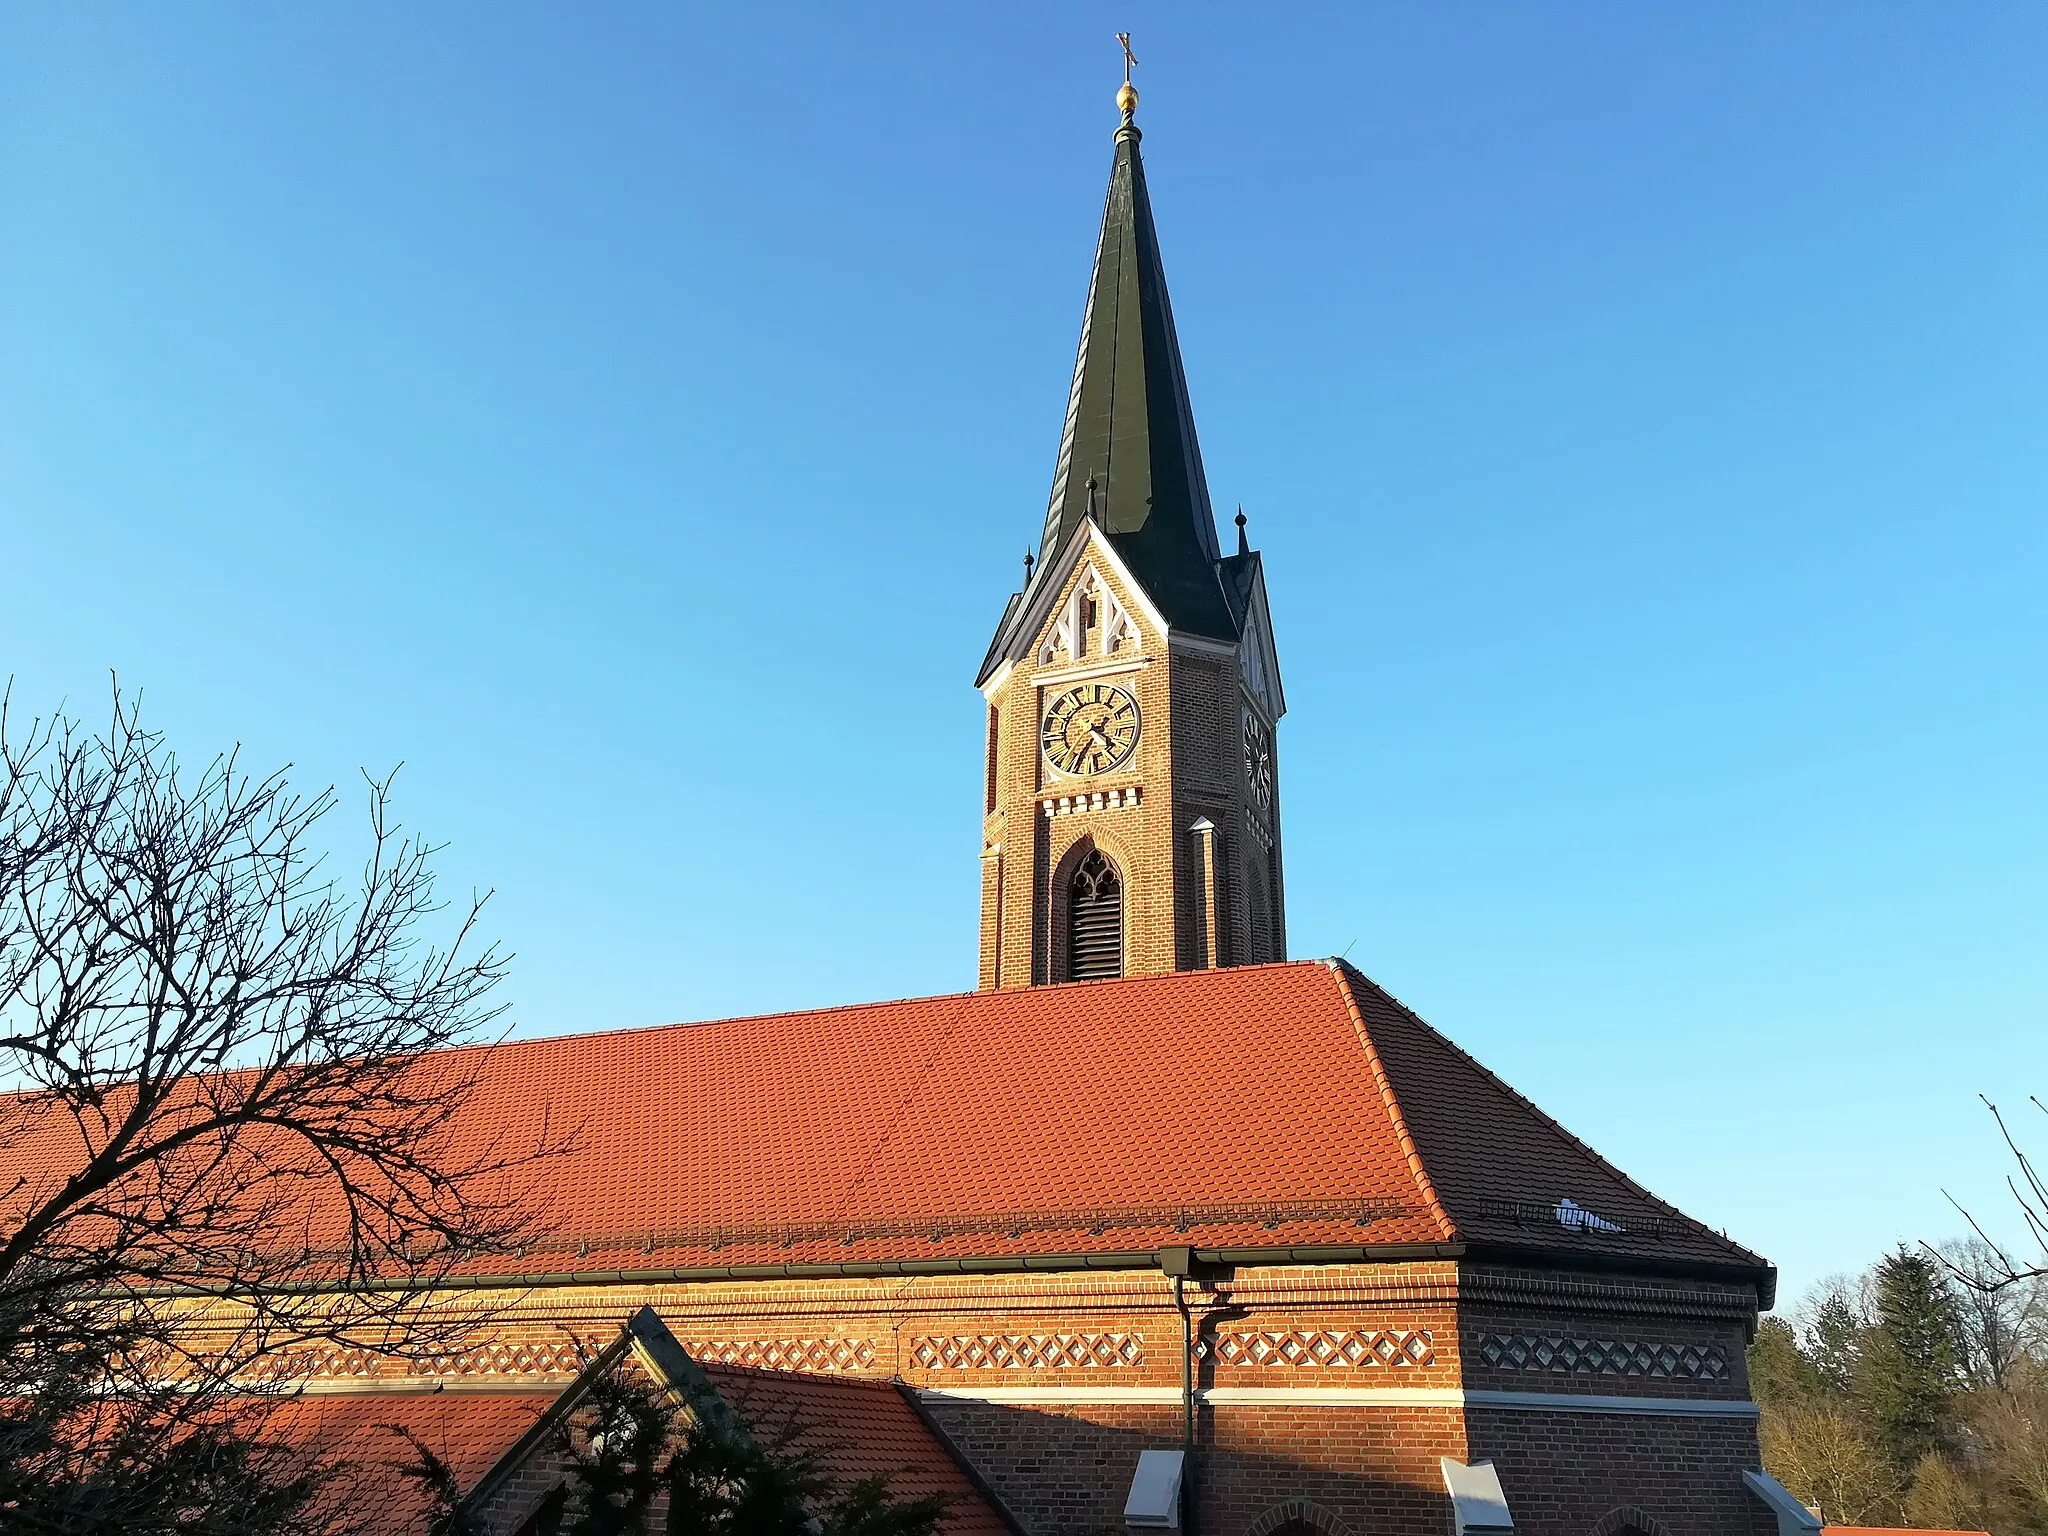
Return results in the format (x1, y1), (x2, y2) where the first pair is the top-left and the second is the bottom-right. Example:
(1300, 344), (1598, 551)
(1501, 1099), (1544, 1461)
(368, 960), (1767, 1294)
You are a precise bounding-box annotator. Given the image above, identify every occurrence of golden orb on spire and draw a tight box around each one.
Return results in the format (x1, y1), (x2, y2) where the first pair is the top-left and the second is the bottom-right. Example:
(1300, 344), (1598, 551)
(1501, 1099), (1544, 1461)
(1117, 80), (1139, 117)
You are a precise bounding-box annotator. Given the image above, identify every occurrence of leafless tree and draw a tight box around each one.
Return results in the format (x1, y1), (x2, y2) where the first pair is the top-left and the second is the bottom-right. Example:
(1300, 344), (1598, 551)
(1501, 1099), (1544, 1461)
(1941, 1097), (2048, 1301)
(0, 685), (565, 1528)
(1937, 1238), (2046, 1390)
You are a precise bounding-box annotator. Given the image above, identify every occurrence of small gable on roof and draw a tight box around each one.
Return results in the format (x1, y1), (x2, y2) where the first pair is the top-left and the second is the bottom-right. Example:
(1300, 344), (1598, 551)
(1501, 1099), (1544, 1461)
(278, 1388), (556, 1535)
(698, 1365), (1016, 1536)
(281, 1310), (1012, 1536)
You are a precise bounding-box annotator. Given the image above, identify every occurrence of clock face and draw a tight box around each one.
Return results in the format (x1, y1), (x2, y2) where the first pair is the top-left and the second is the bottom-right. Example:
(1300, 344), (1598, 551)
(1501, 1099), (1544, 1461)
(1041, 683), (1140, 776)
(1243, 706), (1274, 813)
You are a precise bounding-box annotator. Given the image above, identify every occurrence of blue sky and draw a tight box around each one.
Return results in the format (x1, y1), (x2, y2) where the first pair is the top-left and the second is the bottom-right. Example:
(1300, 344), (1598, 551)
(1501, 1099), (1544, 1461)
(2, 4), (2043, 1311)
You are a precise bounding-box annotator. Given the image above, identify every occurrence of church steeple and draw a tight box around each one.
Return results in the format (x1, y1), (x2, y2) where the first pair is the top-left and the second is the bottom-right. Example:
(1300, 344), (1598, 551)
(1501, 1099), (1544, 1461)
(1032, 77), (1235, 639)
(975, 57), (1287, 991)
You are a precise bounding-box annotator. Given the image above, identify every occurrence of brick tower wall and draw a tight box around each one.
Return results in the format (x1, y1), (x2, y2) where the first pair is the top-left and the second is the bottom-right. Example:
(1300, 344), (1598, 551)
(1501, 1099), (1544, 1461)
(978, 540), (1285, 988)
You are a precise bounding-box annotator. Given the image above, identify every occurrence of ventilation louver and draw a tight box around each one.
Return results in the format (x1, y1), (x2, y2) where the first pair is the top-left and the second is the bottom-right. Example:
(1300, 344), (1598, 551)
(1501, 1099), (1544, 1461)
(1069, 850), (1123, 981)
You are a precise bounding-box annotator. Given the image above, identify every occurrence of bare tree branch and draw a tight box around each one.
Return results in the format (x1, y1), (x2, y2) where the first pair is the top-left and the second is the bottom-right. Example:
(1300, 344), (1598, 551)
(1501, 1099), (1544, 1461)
(1935, 1096), (2048, 1297)
(0, 682), (573, 1526)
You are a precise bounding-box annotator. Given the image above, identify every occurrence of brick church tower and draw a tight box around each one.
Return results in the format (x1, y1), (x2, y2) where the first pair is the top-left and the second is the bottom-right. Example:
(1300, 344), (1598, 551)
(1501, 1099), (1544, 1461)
(977, 79), (1285, 990)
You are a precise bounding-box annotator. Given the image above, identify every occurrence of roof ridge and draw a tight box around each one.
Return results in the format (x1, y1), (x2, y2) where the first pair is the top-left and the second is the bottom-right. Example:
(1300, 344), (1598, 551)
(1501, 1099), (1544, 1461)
(1322, 960), (1457, 1243)
(490, 961), (1333, 1053)
(1329, 961), (1763, 1265)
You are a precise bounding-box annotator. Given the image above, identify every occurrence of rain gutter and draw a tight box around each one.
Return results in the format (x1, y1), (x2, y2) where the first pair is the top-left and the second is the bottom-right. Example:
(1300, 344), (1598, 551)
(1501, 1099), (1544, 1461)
(129, 1241), (1772, 1309)
(130, 1243), (1470, 1299)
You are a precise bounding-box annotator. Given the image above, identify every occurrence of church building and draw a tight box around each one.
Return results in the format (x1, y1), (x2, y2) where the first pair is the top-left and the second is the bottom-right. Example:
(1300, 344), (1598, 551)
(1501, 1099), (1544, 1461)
(188, 75), (1811, 1536)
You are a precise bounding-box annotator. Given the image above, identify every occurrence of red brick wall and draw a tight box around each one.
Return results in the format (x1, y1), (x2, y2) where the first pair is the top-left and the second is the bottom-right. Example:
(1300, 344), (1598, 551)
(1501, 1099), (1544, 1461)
(1464, 1410), (1773, 1536)
(226, 1258), (1766, 1536)
(921, 1400), (1180, 1535)
(921, 1400), (1466, 1536)
(1199, 1404), (1464, 1536)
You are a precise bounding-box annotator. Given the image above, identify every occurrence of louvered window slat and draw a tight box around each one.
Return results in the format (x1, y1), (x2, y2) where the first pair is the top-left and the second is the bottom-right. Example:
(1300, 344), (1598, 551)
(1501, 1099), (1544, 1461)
(1067, 850), (1123, 981)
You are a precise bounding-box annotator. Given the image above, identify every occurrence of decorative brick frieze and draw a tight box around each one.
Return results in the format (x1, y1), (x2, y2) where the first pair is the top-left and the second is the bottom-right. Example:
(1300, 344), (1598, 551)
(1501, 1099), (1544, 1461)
(910, 1332), (1143, 1369)
(1209, 1328), (1435, 1368)
(1457, 1266), (1763, 1322)
(401, 1335), (879, 1378)
(409, 1340), (587, 1377)
(1469, 1332), (1729, 1380)
(1039, 786), (1143, 816)
(267, 1346), (382, 1379)
(677, 1338), (875, 1372)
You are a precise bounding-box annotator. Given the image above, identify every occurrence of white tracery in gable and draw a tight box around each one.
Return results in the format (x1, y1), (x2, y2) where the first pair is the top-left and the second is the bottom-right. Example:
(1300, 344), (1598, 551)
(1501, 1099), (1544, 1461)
(1040, 566), (1141, 665)
(1241, 621), (1274, 710)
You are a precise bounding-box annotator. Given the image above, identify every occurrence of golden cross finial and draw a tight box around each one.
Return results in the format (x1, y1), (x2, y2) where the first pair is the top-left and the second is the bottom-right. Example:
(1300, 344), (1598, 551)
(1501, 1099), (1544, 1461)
(1115, 33), (1139, 119)
(1116, 32), (1138, 85)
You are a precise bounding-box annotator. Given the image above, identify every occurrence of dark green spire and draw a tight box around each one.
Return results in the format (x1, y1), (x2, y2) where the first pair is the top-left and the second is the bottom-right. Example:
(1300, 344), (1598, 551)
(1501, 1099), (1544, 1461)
(1034, 92), (1235, 639)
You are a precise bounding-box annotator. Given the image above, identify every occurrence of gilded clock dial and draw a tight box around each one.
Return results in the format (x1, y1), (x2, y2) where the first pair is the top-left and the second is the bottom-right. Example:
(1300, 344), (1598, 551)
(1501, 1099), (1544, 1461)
(1041, 683), (1140, 776)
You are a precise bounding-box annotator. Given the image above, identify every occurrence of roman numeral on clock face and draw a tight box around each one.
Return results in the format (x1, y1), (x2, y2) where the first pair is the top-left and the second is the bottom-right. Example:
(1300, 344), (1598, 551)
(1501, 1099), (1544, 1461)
(1039, 683), (1140, 776)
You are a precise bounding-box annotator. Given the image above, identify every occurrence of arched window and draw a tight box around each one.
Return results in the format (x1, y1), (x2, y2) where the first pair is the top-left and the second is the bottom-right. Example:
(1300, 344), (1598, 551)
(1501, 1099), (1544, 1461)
(1248, 860), (1269, 965)
(1067, 850), (1123, 981)
(984, 706), (1000, 813)
(1242, 1502), (1355, 1536)
(1589, 1508), (1672, 1536)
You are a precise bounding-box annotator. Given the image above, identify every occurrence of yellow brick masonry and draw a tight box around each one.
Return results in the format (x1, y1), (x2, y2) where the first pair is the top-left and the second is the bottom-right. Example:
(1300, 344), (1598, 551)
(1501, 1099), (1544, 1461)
(979, 537), (1285, 989)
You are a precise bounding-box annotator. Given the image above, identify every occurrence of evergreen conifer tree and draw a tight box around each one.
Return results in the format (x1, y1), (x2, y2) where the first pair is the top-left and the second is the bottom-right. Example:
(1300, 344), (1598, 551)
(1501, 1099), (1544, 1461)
(1751, 1316), (1824, 1406)
(1858, 1247), (1964, 1475)
(1809, 1288), (1864, 1397)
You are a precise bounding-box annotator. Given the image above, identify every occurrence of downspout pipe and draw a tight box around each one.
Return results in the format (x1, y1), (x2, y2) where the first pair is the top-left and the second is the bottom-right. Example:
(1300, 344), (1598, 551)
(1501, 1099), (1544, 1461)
(1161, 1245), (1198, 1536)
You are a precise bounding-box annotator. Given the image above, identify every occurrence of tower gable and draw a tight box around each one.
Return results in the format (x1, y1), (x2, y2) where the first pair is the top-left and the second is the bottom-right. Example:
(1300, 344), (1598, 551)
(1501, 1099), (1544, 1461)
(984, 519), (1169, 688)
(1230, 554), (1286, 723)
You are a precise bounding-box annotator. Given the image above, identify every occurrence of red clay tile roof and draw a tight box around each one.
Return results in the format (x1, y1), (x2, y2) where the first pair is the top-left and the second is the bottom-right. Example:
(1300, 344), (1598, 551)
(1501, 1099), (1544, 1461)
(387, 959), (1764, 1282)
(0, 960), (1766, 1286)
(259, 1351), (1011, 1536)
(703, 1364), (1012, 1536)
(1333, 965), (1763, 1268)
(273, 1388), (553, 1535)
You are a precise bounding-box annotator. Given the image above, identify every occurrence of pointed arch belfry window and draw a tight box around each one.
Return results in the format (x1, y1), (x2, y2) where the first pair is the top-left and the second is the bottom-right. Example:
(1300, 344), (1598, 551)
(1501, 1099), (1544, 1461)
(1067, 850), (1124, 981)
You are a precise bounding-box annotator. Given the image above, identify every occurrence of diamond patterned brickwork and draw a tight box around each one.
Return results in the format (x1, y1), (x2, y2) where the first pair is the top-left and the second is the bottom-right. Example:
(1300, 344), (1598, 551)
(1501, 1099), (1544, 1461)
(405, 1336), (878, 1378)
(680, 1338), (876, 1372)
(275, 1347), (382, 1379)
(410, 1340), (587, 1377)
(910, 1333), (1143, 1369)
(1470, 1332), (1729, 1380)
(1210, 1328), (1435, 1368)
